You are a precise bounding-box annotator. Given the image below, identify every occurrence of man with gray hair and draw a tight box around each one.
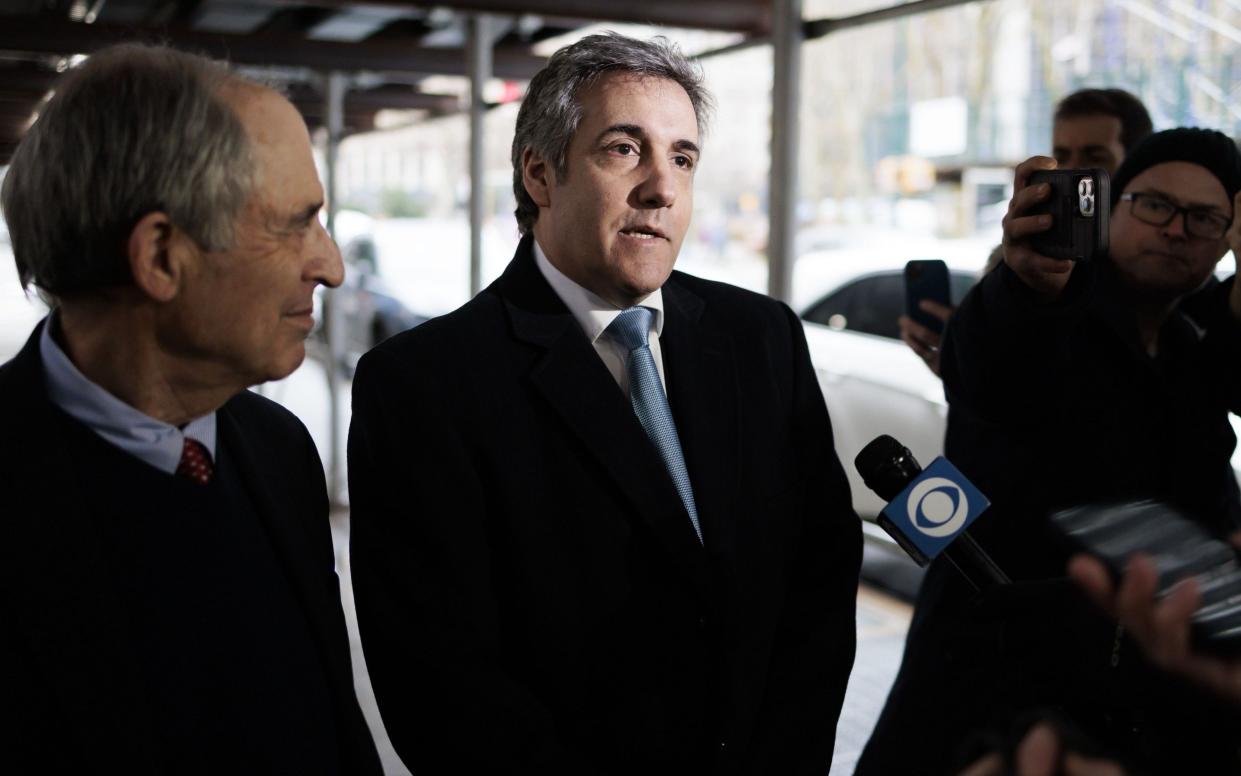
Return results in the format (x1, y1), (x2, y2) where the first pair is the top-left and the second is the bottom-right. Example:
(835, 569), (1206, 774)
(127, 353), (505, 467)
(349, 32), (861, 774)
(0, 44), (381, 774)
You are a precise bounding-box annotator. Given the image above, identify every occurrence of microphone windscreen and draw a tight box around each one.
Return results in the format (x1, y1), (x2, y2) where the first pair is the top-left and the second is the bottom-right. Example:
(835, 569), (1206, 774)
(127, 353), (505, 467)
(855, 435), (923, 502)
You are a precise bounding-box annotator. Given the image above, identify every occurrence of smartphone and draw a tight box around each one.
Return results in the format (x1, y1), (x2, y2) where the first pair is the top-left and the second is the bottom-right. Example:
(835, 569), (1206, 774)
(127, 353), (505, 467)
(904, 259), (951, 334)
(1027, 168), (1110, 261)
(1050, 500), (1241, 655)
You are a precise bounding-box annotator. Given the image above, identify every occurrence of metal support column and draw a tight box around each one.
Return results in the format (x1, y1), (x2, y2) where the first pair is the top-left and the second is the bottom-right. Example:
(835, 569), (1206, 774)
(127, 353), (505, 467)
(323, 70), (346, 507)
(767, 0), (803, 303)
(467, 14), (493, 298)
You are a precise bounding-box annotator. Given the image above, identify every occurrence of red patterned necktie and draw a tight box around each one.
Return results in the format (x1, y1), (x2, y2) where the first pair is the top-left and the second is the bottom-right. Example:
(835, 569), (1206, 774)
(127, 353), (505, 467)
(176, 438), (214, 485)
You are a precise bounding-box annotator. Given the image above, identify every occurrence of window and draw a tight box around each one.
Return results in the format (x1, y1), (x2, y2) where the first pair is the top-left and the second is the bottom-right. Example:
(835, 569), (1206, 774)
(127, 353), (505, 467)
(802, 270), (978, 340)
(949, 271), (977, 308)
(803, 273), (904, 339)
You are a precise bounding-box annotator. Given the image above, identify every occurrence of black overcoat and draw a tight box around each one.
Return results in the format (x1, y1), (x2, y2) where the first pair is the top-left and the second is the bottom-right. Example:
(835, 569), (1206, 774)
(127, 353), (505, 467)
(348, 236), (862, 775)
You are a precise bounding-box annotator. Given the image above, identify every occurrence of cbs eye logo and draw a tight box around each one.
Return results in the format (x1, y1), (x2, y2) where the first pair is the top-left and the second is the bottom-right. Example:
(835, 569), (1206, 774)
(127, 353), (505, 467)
(905, 477), (969, 537)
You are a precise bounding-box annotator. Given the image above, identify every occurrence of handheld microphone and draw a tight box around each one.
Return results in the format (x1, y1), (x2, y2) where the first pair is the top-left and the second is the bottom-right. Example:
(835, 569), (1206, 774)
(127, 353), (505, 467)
(855, 434), (1010, 590)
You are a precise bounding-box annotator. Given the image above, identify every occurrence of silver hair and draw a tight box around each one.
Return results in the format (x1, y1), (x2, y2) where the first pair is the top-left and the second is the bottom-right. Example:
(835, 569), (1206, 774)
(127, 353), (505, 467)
(0, 43), (260, 298)
(510, 33), (714, 235)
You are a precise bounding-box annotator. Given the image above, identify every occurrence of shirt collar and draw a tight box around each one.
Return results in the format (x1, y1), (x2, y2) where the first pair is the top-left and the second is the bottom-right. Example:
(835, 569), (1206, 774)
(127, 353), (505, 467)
(532, 238), (665, 344)
(39, 315), (217, 474)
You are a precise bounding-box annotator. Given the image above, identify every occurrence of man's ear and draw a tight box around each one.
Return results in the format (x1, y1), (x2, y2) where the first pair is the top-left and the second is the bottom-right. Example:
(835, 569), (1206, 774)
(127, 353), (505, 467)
(522, 147), (554, 208)
(126, 211), (185, 303)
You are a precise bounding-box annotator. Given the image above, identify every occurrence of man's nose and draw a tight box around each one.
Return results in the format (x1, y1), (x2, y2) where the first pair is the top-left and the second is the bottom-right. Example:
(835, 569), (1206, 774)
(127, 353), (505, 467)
(634, 157), (677, 209)
(1162, 212), (1189, 240)
(310, 220), (346, 288)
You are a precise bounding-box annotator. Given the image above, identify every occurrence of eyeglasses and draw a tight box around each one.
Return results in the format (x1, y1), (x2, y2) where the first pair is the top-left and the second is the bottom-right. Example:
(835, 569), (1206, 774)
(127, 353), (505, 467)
(1119, 192), (1232, 240)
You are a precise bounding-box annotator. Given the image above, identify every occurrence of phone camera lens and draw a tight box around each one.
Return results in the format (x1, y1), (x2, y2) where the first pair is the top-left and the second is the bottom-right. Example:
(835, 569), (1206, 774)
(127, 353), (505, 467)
(1078, 177), (1096, 217)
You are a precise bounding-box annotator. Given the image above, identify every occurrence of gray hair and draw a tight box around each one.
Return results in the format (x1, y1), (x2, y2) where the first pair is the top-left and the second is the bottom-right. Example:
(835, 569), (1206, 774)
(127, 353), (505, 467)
(511, 33), (714, 235)
(0, 44), (259, 298)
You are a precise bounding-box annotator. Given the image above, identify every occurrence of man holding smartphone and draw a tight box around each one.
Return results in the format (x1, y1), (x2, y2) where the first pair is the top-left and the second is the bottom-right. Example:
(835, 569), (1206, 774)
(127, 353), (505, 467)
(860, 128), (1241, 774)
(900, 88), (1153, 374)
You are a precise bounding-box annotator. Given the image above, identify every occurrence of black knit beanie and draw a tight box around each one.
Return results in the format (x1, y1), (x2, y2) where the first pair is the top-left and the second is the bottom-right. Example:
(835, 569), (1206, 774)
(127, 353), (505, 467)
(1110, 127), (1241, 206)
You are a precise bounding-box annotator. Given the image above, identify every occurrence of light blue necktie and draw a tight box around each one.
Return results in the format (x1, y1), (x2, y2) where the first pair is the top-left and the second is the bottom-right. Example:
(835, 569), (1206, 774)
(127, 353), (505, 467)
(607, 306), (703, 544)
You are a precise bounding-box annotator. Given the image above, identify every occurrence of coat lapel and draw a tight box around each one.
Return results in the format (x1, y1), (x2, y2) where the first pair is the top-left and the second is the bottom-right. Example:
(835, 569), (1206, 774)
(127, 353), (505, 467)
(497, 239), (711, 597)
(215, 406), (358, 708)
(660, 275), (740, 555)
(2, 322), (161, 771)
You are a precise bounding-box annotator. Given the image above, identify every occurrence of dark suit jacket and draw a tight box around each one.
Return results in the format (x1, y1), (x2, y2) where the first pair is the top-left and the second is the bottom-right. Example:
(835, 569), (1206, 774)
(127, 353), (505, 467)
(0, 322), (382, 775)
(348, 236), (862, 775)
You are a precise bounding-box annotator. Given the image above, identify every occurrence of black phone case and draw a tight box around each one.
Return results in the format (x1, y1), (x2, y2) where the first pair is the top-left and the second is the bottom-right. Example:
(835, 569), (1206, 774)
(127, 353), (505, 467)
(1027, 168), (1110, 262)
(904, 260), (951, 334)
(1050, 501), (1241, 655)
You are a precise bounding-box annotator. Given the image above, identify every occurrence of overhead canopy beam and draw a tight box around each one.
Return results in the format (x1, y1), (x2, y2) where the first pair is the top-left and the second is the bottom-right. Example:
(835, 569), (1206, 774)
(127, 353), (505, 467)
(0, 17), (547, 78)
(805, 0), (986, 38)
(0, 101), (39, 118)
(287, 107), (376, 133)
(0, 113), (37, 142)
(288, 0), (773, 34)
(286, 84), (461, 114)
(0, 68), (59, 97)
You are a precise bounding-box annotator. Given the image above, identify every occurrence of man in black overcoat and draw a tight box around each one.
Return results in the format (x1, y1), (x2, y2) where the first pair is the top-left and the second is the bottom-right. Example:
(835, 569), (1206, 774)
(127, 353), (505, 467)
(348, 33), (862, 775)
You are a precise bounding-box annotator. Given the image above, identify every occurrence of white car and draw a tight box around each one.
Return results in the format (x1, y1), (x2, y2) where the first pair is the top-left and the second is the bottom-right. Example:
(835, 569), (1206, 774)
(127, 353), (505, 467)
(800, 262), (978, 521)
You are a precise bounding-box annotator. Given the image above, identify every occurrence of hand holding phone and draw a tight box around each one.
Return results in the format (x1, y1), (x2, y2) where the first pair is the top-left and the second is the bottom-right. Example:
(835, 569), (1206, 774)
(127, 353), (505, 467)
(1027, 167), (1109, 262)
(1002, 157), (1081, 301)
(904, 259), (952, 333)
(902, 260), (953, 374)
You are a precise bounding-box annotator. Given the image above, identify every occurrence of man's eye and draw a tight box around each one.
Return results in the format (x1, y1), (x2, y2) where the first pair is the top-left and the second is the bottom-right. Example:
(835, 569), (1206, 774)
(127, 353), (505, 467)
(674, 155), (694, 169)
(612, 143), (636, 155)
(1191, 211), (1228, 228)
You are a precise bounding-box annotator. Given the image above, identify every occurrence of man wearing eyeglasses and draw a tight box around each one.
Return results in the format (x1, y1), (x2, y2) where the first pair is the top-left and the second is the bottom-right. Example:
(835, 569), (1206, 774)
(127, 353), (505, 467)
(859, 128), (1241, 774)
(900, 88), (1154, 375)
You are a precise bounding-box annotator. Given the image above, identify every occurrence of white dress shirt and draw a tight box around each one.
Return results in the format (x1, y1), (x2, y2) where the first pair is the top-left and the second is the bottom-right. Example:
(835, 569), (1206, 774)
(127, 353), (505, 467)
(533, 239), (667, 398)
(40, 316), (217, 474)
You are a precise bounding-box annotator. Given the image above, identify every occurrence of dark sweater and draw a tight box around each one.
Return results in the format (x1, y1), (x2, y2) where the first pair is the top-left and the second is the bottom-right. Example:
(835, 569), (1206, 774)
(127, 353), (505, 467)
(66, 412), (342, 775)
